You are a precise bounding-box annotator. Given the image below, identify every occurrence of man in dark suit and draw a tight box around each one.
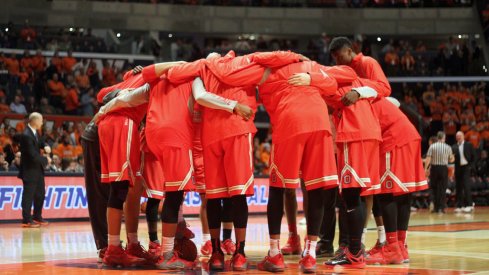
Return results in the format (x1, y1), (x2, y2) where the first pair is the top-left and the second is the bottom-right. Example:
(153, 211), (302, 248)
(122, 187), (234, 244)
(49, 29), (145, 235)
(452, 131), (476, 213)
(19, 112), (49, 227)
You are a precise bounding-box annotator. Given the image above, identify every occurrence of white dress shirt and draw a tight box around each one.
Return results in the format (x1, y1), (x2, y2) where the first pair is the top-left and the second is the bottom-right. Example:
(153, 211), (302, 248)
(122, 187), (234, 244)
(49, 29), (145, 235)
(458, 141), (468, 166)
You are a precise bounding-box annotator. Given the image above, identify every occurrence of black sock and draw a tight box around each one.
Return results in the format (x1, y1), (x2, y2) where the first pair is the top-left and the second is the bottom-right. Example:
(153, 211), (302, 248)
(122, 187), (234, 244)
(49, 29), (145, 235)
(211, 238), (223, 254)
(223, 229), (232, 240)
(149, 231), (158, 242)
(236, 241), (245, 255)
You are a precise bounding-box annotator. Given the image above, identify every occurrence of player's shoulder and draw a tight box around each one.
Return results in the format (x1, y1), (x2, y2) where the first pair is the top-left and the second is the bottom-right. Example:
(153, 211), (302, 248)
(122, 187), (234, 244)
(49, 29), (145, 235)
(362, 55), (380, 66)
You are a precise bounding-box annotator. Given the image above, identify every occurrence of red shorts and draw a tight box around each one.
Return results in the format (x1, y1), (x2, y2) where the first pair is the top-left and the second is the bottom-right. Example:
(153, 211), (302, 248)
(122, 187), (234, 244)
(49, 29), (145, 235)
(140, 150), (165, 200)
(379, 140), (428, 195)
(152, 146), (195, 192)
(204, 133), (254, 199)
(99, 115), (140, 186)
(336, 140), (380, 196)
(193, 124), (206, 194)
(269, 131), (338, 191)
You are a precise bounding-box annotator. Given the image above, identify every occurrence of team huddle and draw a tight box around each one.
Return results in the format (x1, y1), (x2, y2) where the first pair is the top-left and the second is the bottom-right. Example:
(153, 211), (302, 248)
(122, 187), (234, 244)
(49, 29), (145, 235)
(82, 37), (428, 273)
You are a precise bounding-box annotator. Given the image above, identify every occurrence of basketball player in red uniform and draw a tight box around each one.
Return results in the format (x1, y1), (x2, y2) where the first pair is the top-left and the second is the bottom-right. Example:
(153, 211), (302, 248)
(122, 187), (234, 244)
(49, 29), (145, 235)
(289, 69), (382, 269)
(165, 50), (305, 271)
(95, 62), (182, 267)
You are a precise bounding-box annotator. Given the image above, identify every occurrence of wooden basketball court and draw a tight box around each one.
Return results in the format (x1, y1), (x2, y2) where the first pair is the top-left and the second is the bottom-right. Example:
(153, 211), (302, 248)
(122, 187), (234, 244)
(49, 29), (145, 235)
(1, 208), (489, 274)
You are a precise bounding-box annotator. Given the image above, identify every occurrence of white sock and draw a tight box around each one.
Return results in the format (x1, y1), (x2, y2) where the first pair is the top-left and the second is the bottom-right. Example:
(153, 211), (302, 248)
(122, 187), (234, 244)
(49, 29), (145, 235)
(377, 226), (386, 243)
(108, 234), (120, 246)
(178, 204), (184, 223)
(127, 232), (139, 244)
(361, 228), (367, 244)
(202, 233), (211, 242)
(162, 236), (174, 254)
(302, 239), (317, 258)
(269, 239), (280, 257)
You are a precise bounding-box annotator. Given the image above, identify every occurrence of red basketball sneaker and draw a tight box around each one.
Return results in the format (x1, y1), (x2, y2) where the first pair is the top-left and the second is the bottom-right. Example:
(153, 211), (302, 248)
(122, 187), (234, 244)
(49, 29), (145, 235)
(97, 247), (107, 263)
(325, 247), (366, 269)
(103, 244), (145, 267)
(155, 250), (195, 270)
(382, 242), (404, 264)
(208, 251), (225, 271)
(148, 241), (162, 261)
(231, 253), (248, 271)
(258, 252), (285, 272)
(299, 254), (317, 273)
(200, 240), (212, 256)
(399, 243), (409, 263)
(367, 239), (385, 257)
(281, 234), (301, 255)
(126, 242), (155, 264)
(366, 246), (386, 265)
(221, 239), (236, 255)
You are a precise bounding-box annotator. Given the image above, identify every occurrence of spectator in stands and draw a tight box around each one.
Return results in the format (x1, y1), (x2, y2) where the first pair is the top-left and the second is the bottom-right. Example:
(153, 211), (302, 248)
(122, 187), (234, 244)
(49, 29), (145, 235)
(5, 53), (20, 77)
(102, 60), (116, 86)
(86, 61), (100, 90)
(47, 73), (65, 110)
(260, 142), (271, 175)
(54, 135), (76, 160)
(65, 81), (80, 115)
(20, 50), (33, 75)
(465, 125), (481, 150)
(62, 50), (77, 74)
(46, 154), (62, 172)
(0, 152), (9, 172)
(401, 51), (415, 74)
(384, 48), (399, 75)
(75, 68), (90, 91)
(0, 96), (10, 113)
(19, 20), (36, 49)
(39, 97), (56, 115)
(10, 95), (27, 114)
(25, 96), (38, 114)
(80, 87), (96, 116)
(65, 157), (84, 173)
(31, 49), (46, 73)
(9, 151), (21, 172)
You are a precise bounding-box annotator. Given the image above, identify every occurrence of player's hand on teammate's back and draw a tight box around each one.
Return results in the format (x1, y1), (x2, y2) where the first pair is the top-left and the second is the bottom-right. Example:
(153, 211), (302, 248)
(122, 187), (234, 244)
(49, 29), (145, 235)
(341, 90), (360, 106)
(234, 103), (254, 121)
(132, 65), (144, 75)
(288, 73), (311, 86)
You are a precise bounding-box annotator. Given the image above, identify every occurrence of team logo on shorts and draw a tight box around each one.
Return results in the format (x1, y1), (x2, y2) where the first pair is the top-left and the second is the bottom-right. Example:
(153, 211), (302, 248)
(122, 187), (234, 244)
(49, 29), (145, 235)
(343, 175), (351, 184)
(271, 172), (277, 183)
(386, 180), (393, 189)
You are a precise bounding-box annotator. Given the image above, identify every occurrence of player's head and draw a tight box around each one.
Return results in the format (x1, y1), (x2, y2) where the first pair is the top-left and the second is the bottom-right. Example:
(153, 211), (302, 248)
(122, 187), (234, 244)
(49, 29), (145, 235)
(329, 37), (354, 66)
(206, 52), (221, 60)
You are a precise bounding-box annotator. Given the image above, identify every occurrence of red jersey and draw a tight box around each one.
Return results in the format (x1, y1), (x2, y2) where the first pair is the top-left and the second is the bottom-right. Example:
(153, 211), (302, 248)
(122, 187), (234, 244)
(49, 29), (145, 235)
(373, 98), (420, 154)
(96, 65), (157, 126)
(258, 62), (351, 144)
(350, 53), (391, 97)
(145, 77), (195, 149)
(309, 71), (382, 143)
(167, 51), (301, 146)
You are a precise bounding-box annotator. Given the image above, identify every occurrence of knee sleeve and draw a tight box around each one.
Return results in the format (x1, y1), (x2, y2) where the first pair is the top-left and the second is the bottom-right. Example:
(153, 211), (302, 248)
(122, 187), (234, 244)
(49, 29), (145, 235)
(372, 195), (383, 217)
(207, 198), (222, 229)
(107, 181), (129, 210)
(161, 191), (184, 223)
(231, 195), (248, 228)
(306, 188), (325, 236)
(267, 187), (284, 235)
(342, 188), (362, 210)
(221, 197), (233, 223)
(146, 198), (161, 223)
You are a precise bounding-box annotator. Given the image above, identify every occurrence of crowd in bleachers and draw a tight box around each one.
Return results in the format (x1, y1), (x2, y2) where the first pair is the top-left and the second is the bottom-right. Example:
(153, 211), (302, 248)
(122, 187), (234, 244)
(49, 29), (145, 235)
(90, 0), (473, 8)
(0, 117), (86, 173)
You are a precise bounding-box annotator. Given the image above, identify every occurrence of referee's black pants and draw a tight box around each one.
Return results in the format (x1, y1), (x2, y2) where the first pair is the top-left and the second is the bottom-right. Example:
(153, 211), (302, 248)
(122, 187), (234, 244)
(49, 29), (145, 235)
(82, 138), (110, 250)
(430, 165), (448, 212)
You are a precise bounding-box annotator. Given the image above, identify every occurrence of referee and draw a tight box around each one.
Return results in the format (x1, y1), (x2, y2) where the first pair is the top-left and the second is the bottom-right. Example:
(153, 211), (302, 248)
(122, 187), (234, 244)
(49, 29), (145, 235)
(425, 132), (454, 214)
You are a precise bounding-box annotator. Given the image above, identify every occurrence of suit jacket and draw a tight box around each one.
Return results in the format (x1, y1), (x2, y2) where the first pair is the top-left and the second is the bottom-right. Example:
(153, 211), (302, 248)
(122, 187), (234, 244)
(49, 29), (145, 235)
(452, 141), (475, 168)
(19, 127), (47, 181)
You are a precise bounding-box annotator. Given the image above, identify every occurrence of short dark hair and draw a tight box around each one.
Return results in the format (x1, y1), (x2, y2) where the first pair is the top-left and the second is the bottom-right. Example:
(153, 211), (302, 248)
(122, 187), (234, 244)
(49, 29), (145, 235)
(437, 131), (446, 140)
(329, 37), (352, 53)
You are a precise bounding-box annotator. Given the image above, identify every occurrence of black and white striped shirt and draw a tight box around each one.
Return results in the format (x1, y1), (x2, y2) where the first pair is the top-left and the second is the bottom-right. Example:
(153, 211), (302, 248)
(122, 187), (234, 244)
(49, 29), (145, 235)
(427, 142), (453, 166)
